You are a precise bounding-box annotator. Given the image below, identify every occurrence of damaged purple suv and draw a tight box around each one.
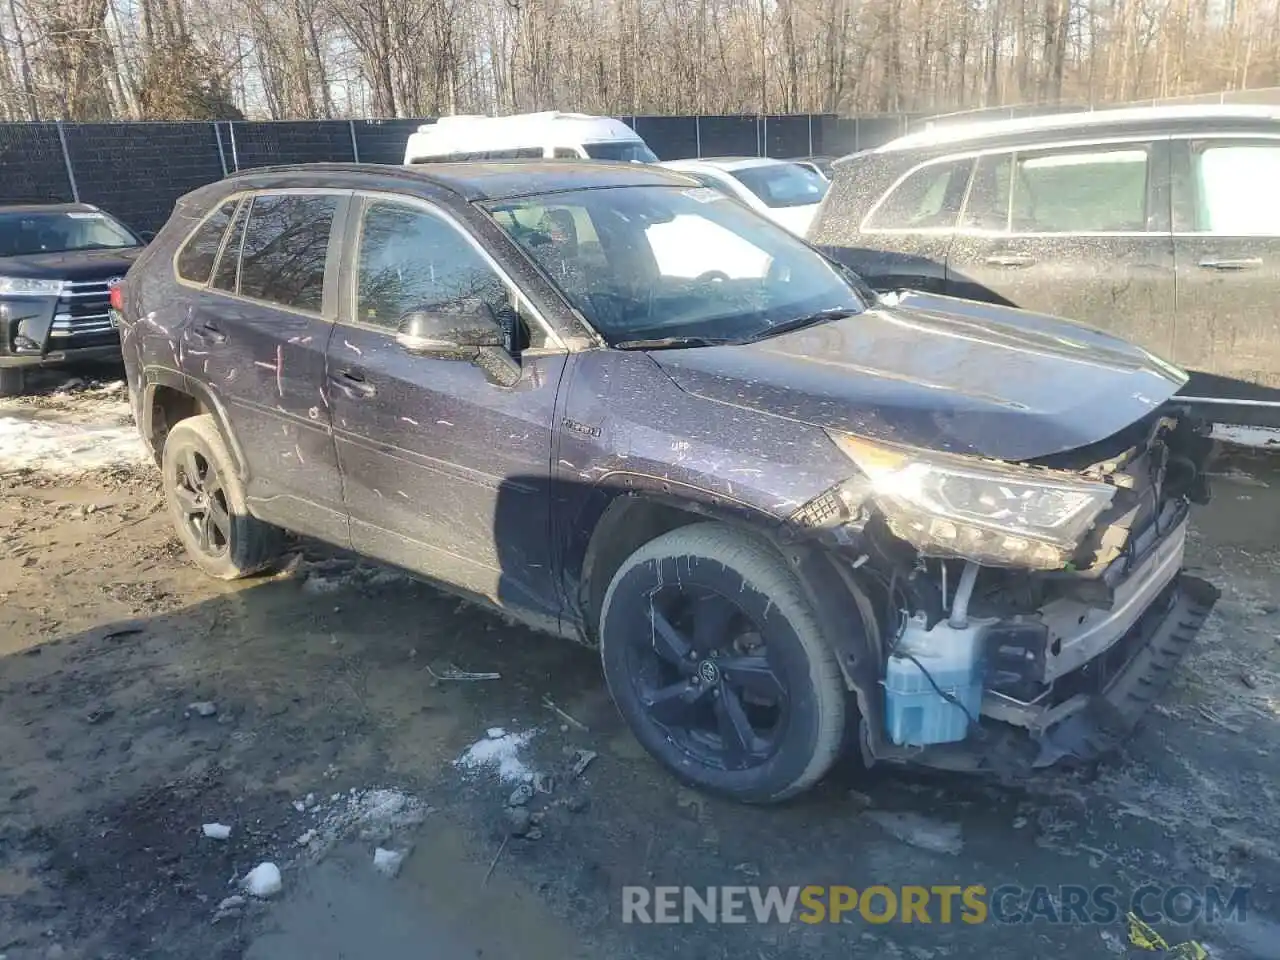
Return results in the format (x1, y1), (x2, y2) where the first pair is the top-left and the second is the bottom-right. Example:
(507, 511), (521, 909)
(116, 161), (1218, 803)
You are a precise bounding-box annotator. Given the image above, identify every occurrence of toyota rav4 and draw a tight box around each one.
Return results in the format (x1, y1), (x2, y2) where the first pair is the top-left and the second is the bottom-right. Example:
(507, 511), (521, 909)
(116, 161), (1218, 803)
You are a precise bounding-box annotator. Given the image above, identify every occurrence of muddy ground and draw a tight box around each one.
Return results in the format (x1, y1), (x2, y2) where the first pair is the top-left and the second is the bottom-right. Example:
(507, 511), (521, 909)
(3, 369), (1280, 960)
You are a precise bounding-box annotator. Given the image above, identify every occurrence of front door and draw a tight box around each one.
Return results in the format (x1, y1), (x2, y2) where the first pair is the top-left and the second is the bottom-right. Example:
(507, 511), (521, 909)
(945, 140), (1177, 361)
(327, 195), (567, 617)
(1170, 136), (1280, 405)
(184, 190), (349, 545)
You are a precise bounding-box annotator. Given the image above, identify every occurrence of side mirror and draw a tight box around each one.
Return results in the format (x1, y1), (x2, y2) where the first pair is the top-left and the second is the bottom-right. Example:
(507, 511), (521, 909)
(396, 299), (504, 355)
(396, 299), (521, 387)
(137, 230), (156, 243)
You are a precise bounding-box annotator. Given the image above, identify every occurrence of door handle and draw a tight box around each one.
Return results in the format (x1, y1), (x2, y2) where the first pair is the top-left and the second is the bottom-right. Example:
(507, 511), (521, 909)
(330, 370), (376, 399)
(188, 321), (227, 344)
(1198, 257), (1263, 271)
(983, 253), (1037, 268)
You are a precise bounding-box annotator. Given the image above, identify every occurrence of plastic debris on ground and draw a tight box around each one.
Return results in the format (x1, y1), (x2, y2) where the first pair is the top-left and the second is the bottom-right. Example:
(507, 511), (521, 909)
(1127, 912), (1209, 958)
(864, 811), (963, 856)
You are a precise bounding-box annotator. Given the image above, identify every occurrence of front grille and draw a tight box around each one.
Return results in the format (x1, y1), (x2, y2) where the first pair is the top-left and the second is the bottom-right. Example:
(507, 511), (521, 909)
(49, 278), (117, 345)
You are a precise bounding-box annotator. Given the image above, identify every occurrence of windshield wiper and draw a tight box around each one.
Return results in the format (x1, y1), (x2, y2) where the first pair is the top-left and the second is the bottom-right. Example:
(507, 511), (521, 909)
(614, 335), (735, 350)
(742, 307), (859, 343)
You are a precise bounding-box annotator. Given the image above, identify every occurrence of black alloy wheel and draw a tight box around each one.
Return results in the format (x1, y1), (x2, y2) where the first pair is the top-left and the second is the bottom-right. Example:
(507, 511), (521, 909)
(631, 585), (788, 772)
(600, 522), (847, 803)
(172, 446), (232, 559)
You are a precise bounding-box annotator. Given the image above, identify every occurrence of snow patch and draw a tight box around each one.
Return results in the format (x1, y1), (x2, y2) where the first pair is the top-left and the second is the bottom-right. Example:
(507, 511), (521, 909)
(242, 862), (282, 898)
(0, 403), (146, 474)
(372, 847), (408, 878)
(455, 728), (538, 783)
(291, 787), (429, 856)
(1212, 423), (1280, 450)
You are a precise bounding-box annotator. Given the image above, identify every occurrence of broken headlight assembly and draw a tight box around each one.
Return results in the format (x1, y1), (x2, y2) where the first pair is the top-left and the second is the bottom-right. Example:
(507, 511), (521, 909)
(826, 432), (1117, 569)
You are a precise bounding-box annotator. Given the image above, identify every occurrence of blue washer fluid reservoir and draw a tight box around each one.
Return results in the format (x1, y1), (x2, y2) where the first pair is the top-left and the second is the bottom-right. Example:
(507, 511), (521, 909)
(883, 614), (988, 747)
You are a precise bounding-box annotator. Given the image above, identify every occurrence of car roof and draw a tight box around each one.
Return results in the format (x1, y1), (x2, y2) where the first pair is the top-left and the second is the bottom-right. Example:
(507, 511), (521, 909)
(217, 160), (696, 202)
(409, 112), (640, 142)
(879, 103), (1280, 153)
(0, 202), (102, 215)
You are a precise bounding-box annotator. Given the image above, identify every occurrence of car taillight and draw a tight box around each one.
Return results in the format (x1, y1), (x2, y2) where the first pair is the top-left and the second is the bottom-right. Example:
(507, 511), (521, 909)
(109, 284), (124, 312)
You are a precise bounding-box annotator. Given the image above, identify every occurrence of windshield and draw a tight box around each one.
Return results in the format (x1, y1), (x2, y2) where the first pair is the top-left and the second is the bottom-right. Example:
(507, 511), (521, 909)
(0, 210), (140, 257)
(728, 163), (829, 208)
(482, 184), (864, 345)
(583, 140), (659, 163)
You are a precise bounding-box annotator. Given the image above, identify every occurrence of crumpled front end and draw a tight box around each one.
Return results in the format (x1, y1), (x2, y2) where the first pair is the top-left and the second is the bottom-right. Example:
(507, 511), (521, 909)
(789, 406), (1220, 775)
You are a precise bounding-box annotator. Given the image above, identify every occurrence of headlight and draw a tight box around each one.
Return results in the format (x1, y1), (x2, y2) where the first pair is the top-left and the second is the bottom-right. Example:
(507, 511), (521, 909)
(828, 432), (1116, 568)
(0, 276), (67, 296)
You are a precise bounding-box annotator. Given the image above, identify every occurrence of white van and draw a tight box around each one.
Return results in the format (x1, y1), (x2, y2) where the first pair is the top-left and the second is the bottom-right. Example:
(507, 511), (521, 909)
(404, 112), (658, 165)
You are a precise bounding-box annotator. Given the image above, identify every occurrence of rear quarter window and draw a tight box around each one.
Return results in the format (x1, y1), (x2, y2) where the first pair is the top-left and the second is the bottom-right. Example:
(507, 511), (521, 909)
(864, 159), (974, 231)
(176, 200), (237, 284)
(235, 194), (339, 313)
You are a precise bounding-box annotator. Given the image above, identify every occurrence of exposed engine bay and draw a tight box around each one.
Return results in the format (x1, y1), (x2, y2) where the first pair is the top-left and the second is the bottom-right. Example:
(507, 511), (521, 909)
(790, 405), (1220, 773)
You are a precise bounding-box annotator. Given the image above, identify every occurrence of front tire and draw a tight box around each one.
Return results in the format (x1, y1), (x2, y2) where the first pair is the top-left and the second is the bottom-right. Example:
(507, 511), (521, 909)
(600, 522), (847, 803)
(161, 414), (282, 579)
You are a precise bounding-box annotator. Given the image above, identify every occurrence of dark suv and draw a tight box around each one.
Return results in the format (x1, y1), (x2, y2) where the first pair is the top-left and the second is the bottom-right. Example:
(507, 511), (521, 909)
(0, 202), (147, 396)
(809, 104), (1280, 426)
(119, 161), (1218, 802)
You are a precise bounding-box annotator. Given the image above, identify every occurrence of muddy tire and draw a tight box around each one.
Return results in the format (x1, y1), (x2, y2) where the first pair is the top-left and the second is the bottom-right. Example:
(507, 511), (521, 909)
(600, 522), (847, 804)
(161, 414), (282, 580)
(0, 366), (27, 398)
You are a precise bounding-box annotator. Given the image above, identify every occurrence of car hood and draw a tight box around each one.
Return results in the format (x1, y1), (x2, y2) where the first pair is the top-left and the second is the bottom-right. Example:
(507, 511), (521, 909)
(647, 291), (1188, 462)
(0, 247), (142, 282)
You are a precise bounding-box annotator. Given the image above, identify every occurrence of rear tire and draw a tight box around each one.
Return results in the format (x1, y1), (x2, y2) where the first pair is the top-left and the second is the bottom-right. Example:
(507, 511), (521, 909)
(599, 522), (847, 803)
(0, 367), (27, 398)
(161, 414), (282, 579)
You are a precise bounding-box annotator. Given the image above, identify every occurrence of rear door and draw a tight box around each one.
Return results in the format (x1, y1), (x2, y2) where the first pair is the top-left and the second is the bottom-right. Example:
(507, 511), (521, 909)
(1171, 136), (1280, 401)
(185, 189), (350, 544)
(945, 139), (1177, 359)
(327, 194), (568, 617)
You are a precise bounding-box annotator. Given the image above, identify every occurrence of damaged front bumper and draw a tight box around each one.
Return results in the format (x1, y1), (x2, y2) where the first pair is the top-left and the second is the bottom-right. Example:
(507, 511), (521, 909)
(871, 511), (1219, 776)
(901, 572), (1218, 775)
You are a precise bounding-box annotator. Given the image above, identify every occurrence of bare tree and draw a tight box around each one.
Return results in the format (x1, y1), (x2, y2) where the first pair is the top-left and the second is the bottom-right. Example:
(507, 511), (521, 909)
(2, 0), (1280, 121)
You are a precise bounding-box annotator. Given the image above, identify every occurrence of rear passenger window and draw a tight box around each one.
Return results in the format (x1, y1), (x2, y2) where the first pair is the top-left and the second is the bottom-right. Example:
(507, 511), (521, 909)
(211, 199), (249, 292)
(176, 200), (237, 284)
(1193, 142), (1280, 234)
(864, 159), (973, 231)
(553, 147), (580, 159)
(237, 194), (338, 312)
(965, 146), (1150, 233)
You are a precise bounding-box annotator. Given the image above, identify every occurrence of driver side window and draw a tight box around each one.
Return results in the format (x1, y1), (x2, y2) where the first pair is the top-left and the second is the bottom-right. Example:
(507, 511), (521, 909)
(355, 200), (544, 348)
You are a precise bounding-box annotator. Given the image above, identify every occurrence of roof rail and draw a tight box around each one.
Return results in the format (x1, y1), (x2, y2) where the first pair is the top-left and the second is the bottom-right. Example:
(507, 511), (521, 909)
(909, 103), (1092, 133)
